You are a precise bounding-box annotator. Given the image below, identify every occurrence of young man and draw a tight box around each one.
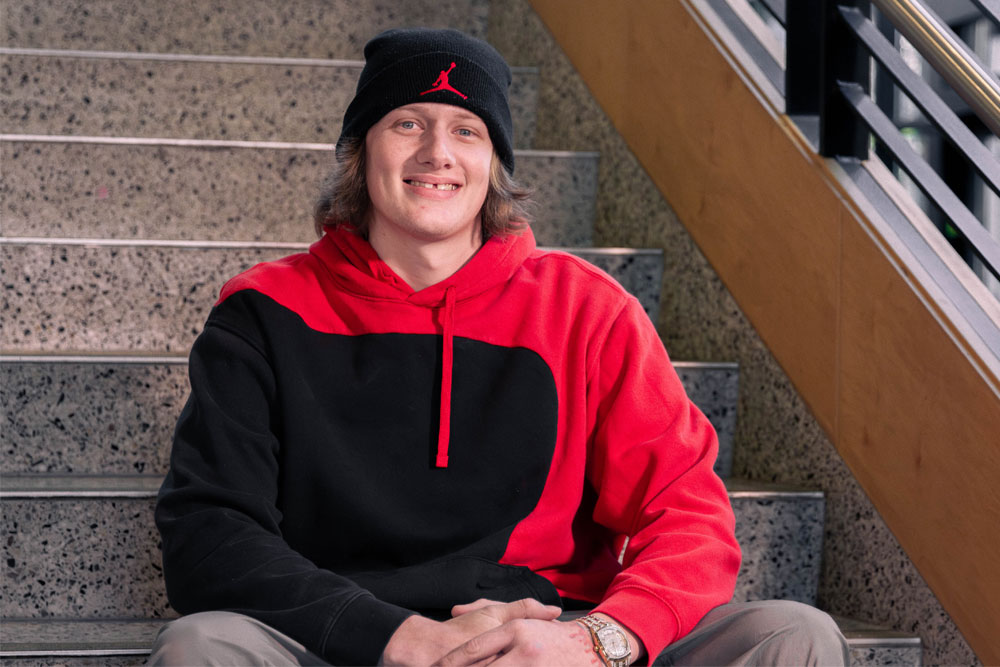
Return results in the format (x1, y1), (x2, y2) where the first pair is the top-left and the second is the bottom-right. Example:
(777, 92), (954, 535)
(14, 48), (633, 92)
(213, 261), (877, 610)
(152, 28), (848, 666)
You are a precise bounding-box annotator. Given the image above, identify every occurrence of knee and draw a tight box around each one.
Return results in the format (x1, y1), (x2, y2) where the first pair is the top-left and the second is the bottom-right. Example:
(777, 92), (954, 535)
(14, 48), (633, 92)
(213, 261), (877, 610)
(150, 611), (258, 665)
(748, 601), (849, 664)
(752, 600), (839, 632)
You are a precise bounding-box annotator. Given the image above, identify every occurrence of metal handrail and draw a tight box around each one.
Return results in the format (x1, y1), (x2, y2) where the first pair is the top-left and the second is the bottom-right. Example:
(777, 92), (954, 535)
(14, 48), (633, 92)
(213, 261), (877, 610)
(871, 0), (1000, 137)
(839, 6), (1000, 198)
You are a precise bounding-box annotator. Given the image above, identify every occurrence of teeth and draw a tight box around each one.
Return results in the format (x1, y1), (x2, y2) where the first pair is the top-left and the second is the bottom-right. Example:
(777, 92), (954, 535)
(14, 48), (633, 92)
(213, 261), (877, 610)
(407, 180), (458, 191)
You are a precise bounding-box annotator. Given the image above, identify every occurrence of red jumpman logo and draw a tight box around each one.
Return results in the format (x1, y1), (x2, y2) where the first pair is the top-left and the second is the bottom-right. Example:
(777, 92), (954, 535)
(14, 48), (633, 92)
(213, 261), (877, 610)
(420, 62), (468, 99)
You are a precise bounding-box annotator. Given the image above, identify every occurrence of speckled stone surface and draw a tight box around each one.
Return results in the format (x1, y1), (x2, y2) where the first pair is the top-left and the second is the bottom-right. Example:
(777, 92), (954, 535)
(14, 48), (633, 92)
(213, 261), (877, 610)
(850, 645), (923, 666)
(1, 658), (147, 667)
(1, 361), (184, 474)
(486, 2), (975, 664)
(675, 363), (737, 478)
(730, 492), (823, 605)
(0, 480), (822, 618)
(1, 496), (172, 618)
(2, 244), (661, 352)
(1, 0), (489, 59)
(1, 55), (538, 149)
(2, 244), (288, 353)
(1, 142), (596, 247)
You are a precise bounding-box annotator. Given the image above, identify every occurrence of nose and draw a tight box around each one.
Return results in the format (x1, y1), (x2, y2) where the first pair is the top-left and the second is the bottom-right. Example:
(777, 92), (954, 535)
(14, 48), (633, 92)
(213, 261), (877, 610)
(416, 123), (454, 169)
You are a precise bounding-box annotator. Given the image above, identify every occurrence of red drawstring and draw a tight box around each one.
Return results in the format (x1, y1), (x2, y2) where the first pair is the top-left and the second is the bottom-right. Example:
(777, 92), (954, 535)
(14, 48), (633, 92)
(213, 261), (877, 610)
(436, 286), (456, 468)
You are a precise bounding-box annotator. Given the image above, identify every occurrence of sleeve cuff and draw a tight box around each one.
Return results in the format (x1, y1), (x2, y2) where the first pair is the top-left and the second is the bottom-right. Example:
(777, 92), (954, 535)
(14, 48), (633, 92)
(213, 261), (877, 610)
(321, 593), (416, 665)
(593, 587), (681, 661)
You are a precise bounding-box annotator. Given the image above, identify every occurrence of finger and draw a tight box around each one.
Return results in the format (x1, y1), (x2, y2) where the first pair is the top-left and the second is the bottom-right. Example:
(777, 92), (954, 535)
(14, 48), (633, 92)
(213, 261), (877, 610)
(451, 598), (500, 617)
(435, 624), (516, 667)
(492, 598), (562, 623)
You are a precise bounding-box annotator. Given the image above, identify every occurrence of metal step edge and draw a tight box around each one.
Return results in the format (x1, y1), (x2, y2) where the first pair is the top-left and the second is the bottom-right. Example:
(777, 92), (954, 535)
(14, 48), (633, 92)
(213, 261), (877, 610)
(0, 237), (655, 254)
(0, 475), (822, 500)
(833, 615), (923, 648)
(672, 360), (739, 370)
(0, 615), (920, 656)
(0, 134), (598, 159)
(0, 46), (540, 75)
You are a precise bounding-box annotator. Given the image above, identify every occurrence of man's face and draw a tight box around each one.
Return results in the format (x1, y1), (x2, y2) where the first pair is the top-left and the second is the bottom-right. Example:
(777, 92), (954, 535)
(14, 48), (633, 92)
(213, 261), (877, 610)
(365, 103), (493, 248)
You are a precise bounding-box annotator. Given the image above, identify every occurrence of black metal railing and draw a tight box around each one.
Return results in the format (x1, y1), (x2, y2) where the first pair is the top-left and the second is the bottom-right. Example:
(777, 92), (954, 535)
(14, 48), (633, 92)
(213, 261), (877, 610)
(736, 0), (1000, 288)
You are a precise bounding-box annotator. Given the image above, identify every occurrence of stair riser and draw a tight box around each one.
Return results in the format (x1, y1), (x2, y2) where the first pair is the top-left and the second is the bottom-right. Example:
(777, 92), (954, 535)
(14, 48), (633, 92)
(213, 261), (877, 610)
(0, 658), (146, 666)
(733, 496), (822, 606)
(676, 366), (737, 478)
(0, 362), (734, 477)
(1, 244), (662, 352)
(0, 494), (822, 618)
(2, 55), (538, 148)
(1, 362), (185, 475)
(850, 646), (924, 666)
(0, 141), (597, 247)
(2, 497), (170, 620)
(3, 0), (489, 59)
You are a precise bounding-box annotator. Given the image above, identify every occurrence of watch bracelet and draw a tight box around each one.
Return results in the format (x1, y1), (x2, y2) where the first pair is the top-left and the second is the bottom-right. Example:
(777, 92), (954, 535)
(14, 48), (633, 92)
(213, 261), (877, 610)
(576, 615), (632, 667)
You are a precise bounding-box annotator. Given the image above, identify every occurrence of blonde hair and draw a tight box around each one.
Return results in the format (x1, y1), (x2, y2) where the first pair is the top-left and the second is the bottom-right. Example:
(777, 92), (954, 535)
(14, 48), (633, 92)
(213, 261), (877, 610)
(313, 137), (533, 238)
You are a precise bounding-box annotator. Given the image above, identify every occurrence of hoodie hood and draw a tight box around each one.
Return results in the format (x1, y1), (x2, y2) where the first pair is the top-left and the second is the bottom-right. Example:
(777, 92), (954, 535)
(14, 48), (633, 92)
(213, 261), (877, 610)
(310, 225), (536, 307)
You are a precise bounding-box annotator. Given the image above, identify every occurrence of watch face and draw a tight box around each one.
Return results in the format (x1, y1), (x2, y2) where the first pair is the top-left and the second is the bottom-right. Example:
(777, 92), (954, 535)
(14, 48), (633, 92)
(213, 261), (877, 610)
(596, 625), (630, 659)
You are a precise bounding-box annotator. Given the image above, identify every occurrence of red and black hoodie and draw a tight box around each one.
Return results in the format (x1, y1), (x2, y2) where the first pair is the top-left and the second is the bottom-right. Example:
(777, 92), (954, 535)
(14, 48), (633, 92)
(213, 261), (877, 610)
(155, 226), (741, 665)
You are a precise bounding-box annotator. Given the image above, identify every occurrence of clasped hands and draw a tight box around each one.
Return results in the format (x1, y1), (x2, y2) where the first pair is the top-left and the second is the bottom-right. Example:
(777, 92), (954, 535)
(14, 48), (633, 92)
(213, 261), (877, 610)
(380, 598), (641, 666)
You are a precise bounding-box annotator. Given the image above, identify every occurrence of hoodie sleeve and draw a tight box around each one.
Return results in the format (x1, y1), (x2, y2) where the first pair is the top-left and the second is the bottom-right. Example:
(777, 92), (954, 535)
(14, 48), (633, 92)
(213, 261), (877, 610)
(155, 294), (414, 666)
(586, 296), (741, 659)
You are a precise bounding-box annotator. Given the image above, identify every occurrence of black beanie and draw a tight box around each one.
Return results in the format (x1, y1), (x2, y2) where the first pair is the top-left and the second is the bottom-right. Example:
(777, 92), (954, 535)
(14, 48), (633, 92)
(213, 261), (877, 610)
(338, 28), (515, 173)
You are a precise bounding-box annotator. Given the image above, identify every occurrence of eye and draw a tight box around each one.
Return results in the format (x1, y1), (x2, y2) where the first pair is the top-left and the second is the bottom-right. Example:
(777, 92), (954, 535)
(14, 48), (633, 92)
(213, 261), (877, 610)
(456, 128), (475, 137)
(398, 120), (417, 130)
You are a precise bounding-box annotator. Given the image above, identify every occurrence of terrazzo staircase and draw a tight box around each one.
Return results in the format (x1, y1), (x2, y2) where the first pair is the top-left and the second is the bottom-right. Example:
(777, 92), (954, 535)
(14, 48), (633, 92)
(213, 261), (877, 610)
(0, 1), (920, 664)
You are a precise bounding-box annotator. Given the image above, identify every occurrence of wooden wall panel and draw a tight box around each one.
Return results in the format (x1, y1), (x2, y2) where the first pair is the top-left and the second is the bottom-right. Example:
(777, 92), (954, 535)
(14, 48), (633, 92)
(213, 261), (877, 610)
(839, 216), (1000, 655)
(529, 0), (1000, 661)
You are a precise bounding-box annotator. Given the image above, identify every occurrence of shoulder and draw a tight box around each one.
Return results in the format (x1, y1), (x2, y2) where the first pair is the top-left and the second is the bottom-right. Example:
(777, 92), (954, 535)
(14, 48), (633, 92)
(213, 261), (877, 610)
(520, 247), (634, 310)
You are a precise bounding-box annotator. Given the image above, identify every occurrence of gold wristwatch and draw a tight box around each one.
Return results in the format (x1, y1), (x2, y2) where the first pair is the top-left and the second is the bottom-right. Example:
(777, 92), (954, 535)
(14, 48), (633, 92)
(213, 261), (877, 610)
(576, 615), (632, 667)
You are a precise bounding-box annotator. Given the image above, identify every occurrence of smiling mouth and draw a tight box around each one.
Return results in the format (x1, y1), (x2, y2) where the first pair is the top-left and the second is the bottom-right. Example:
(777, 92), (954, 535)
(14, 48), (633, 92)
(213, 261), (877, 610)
(405, 179), (459, 191)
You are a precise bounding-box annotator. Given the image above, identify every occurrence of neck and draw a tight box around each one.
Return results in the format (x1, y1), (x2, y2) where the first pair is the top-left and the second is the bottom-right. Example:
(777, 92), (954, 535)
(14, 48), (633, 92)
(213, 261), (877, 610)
(368, 224), (483, 291)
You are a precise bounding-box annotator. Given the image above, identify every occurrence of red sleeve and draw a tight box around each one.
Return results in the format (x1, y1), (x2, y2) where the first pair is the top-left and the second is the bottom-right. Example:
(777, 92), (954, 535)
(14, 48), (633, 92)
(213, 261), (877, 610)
(586, 297), (741, 658)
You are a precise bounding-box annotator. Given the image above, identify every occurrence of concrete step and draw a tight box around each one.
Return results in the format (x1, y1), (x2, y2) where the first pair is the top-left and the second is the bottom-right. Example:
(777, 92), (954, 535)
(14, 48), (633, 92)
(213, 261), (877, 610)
(0, 357), (735, 478)
(674, 361), (737, 479)
(0, 616), (922, 666)
(2, 0), (489, 60)
(0, 49), (539, 148)
(0, 137), (598, 247)
(1, 240), (662, 352)
(0, 476), (822, 619)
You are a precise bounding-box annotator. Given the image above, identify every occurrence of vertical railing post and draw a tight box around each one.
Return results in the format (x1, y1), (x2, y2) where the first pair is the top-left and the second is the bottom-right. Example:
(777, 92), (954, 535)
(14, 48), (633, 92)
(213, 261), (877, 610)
(786, 1), (824, 115)
(819, 0), (872, 158)
(873, 8), (898, 166)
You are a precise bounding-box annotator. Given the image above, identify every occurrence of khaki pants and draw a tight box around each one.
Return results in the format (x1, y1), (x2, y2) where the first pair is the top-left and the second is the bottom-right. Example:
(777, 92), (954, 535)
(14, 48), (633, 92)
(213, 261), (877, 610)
(149, 599), (850, 666)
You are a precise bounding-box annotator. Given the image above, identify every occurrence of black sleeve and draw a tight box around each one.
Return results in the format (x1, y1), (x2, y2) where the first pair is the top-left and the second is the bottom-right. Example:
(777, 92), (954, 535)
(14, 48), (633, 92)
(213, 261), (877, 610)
(155, 295), (414, 666)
